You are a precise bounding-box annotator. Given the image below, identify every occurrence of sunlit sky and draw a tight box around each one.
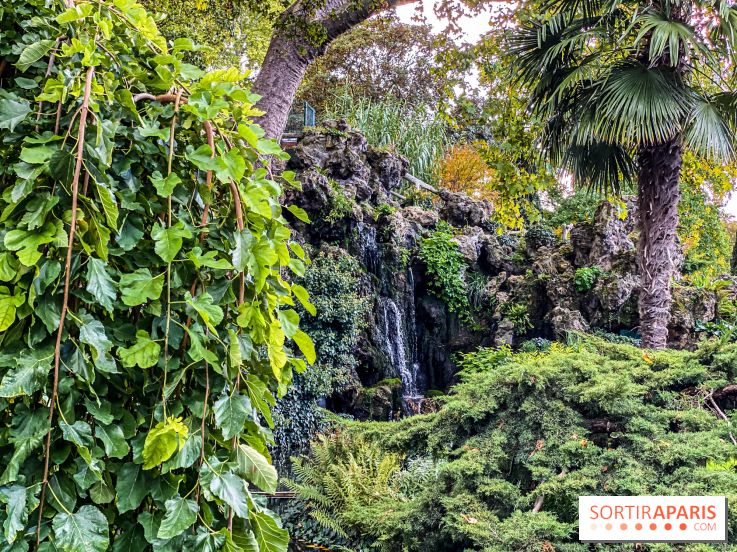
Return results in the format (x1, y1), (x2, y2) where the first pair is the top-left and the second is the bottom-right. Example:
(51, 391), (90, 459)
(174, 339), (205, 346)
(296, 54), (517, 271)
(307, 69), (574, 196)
(396, 2), (737, 220)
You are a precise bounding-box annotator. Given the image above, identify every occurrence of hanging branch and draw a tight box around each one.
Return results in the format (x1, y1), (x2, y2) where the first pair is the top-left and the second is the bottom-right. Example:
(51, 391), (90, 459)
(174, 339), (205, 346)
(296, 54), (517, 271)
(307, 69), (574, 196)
(36, 64), (96, 545)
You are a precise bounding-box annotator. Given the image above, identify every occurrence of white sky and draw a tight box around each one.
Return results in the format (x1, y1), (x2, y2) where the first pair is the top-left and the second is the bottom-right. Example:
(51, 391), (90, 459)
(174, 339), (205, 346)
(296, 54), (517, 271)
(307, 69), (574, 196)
(396, 2), (737, 219)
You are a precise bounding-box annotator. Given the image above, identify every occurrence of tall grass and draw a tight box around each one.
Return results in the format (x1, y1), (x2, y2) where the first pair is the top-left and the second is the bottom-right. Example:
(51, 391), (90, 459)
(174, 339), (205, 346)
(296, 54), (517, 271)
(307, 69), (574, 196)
(323, 89), (449, 184)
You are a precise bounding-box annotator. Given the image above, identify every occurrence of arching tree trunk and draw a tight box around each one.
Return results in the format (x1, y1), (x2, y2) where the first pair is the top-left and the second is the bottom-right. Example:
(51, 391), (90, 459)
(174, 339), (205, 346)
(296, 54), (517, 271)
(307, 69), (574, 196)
(636, 137), (683, 349)
(252, 35), (313, 140)
(252, 0), (414, 139)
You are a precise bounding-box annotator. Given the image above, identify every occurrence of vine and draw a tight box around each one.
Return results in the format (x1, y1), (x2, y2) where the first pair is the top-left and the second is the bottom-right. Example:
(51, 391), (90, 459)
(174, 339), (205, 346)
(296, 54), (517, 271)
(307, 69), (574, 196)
(0, 0), (314, 550)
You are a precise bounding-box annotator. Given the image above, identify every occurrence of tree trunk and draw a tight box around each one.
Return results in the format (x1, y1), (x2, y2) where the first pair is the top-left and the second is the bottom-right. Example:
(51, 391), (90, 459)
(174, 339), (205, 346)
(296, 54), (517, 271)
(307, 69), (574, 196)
(252, 0), (412, 139)
(252, 35), (312, 140)
(636, 137), (683, 349)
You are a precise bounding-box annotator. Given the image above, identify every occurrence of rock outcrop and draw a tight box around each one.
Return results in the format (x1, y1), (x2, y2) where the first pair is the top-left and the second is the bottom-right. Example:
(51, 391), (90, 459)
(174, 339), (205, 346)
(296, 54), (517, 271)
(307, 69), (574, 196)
(282, 122), (726, 422)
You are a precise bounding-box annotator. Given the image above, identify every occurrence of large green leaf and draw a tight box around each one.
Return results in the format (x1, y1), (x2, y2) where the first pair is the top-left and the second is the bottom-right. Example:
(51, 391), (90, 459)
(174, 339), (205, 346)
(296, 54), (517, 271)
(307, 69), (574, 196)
(209, 472), (249, 519)
(96, 424), (129, 459)
(60, 420), (94, 448)
(0, 484), (27, 543)
(250, 510), (289, 552)
(213, 393), (251, 440)
(94, 179), (119, 230)
(85, 258), (116, 312)
(150, 171), (181, 197)
(143, 418), (188, 470)
(0, 348), (53, 398)
(119, 269), (164, 306)
(186, 292), (223, 334)
(16, 40), (57, 72)
(0, 287), (25, 332)
(152, 221), (192, 263)
(0, 98), (31, 132)
(4, 221), (60, 266)
(52, 505), (109, 552)
(235, 444), (277, 493)
(117, 330), (160, 369)
(115, 463), (149, 514)
(157, 497), (198, 539)
(79, 319), (117, 373)
(292, 330), (316, 365)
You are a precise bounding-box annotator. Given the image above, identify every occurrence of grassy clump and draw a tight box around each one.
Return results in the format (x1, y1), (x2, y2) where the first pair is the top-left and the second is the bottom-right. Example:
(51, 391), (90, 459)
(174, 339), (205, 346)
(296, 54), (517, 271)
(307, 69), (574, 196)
(287, 337), (737, 551)
(323, 89), (448, 184)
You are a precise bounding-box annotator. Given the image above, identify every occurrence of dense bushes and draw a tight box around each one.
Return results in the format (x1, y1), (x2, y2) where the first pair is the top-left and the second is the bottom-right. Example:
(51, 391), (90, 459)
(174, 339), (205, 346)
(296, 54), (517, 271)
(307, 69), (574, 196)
(0, 1), (311, 549)
(271, 248), (369, 470)
(289, 337), (737, 551)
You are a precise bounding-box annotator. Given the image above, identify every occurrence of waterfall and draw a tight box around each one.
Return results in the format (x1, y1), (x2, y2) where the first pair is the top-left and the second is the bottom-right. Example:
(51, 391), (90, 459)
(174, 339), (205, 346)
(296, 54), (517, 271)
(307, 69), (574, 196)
(379, 297), (420, 399)
(355, 222), (380, 276)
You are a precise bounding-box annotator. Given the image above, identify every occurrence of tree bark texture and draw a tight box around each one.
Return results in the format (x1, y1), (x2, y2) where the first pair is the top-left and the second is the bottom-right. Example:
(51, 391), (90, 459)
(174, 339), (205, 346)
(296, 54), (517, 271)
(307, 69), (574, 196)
(252, 0), (411, 139)
(636, 137), (683, 349)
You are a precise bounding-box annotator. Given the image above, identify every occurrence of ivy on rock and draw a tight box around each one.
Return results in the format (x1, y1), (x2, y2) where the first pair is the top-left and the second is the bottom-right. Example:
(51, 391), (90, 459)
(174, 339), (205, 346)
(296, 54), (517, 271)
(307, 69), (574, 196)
(0, 0), (315, 550)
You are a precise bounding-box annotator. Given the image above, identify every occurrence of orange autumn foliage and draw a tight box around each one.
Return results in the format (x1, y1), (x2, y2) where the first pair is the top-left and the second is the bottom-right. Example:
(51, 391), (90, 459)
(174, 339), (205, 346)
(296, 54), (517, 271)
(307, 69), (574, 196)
(435, 143), (498, 203)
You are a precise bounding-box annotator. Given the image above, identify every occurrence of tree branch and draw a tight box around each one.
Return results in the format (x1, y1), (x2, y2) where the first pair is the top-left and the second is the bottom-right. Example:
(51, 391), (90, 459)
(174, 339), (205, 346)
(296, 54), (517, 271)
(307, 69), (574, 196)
(37, 65), (95, 545)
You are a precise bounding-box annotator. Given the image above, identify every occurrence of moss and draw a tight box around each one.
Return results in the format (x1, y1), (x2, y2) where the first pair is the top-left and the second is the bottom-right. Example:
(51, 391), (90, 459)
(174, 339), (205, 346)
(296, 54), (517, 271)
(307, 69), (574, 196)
(376, 377), (402, 388)
(324, 178), (356, 223)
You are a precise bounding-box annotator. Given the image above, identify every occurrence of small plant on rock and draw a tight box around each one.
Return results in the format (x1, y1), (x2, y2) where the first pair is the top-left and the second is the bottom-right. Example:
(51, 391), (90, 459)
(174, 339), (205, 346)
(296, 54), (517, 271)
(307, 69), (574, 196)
(574, 266), (604, 292)
(503, 302), (533, 335)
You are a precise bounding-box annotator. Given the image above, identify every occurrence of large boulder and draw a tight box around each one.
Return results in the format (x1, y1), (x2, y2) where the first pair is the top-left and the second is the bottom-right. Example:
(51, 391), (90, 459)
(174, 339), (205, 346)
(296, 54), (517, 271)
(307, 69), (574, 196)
(669, 286), (717, 348)
(286, 120), (408, 208)
(437, 189), (494, 228)
(588, 198), (637, 271)
(546, 306), (590, 338)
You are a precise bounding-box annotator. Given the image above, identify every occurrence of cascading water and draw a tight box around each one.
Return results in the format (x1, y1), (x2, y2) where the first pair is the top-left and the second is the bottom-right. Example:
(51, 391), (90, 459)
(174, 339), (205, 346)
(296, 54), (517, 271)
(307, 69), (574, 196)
(355, 222), (380, 276)
(379, 296), (420, 401)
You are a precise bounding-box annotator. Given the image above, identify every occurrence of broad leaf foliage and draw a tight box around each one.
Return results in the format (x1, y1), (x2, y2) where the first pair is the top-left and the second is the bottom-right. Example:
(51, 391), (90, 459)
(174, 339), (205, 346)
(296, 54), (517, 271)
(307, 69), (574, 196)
(0, 0), (315, 549)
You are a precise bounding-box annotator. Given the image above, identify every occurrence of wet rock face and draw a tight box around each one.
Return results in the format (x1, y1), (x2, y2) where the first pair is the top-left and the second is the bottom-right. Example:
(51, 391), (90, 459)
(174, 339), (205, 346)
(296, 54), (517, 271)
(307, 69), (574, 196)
(281, 124), (726, 424)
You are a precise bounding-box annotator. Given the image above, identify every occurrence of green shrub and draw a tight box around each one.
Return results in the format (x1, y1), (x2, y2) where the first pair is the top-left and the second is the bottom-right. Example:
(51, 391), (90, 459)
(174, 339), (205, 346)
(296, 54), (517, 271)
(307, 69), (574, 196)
(503, 302), (533, 335)
(298, 337), (737, 551)
(520, 337), (552, 352)
(419, 223), (475, 325)
(574, 266), (604, 292)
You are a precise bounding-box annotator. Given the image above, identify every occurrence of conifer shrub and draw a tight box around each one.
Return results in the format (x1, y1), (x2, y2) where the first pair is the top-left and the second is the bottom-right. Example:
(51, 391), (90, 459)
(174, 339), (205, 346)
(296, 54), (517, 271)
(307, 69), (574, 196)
(290, 337), (737, 551)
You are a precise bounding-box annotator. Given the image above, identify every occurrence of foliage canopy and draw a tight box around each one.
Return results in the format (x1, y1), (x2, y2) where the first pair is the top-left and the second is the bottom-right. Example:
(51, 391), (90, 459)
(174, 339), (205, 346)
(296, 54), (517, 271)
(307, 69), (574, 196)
(0, 0), (314, 549)
(289, 337), (737, 551)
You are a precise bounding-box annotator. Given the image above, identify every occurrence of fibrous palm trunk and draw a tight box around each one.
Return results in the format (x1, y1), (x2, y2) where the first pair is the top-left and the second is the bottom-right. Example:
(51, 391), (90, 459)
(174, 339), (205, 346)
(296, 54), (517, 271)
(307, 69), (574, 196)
(636, 137), (683, 349)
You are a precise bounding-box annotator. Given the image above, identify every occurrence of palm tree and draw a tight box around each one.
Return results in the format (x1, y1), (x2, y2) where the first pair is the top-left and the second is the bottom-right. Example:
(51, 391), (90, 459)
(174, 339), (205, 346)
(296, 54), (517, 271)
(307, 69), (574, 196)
(511, 0), (737, 348)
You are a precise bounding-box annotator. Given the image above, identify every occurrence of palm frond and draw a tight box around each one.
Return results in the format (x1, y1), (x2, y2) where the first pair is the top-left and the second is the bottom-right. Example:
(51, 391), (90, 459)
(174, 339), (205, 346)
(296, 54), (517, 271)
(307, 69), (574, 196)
(563, 141), (635, 193)
(712, 0), (737, 52)
(593, 61), (692, 145)
(634, 11), (696, 66)
(544, 0), (621, 19)
(684, 93), (737, 161)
